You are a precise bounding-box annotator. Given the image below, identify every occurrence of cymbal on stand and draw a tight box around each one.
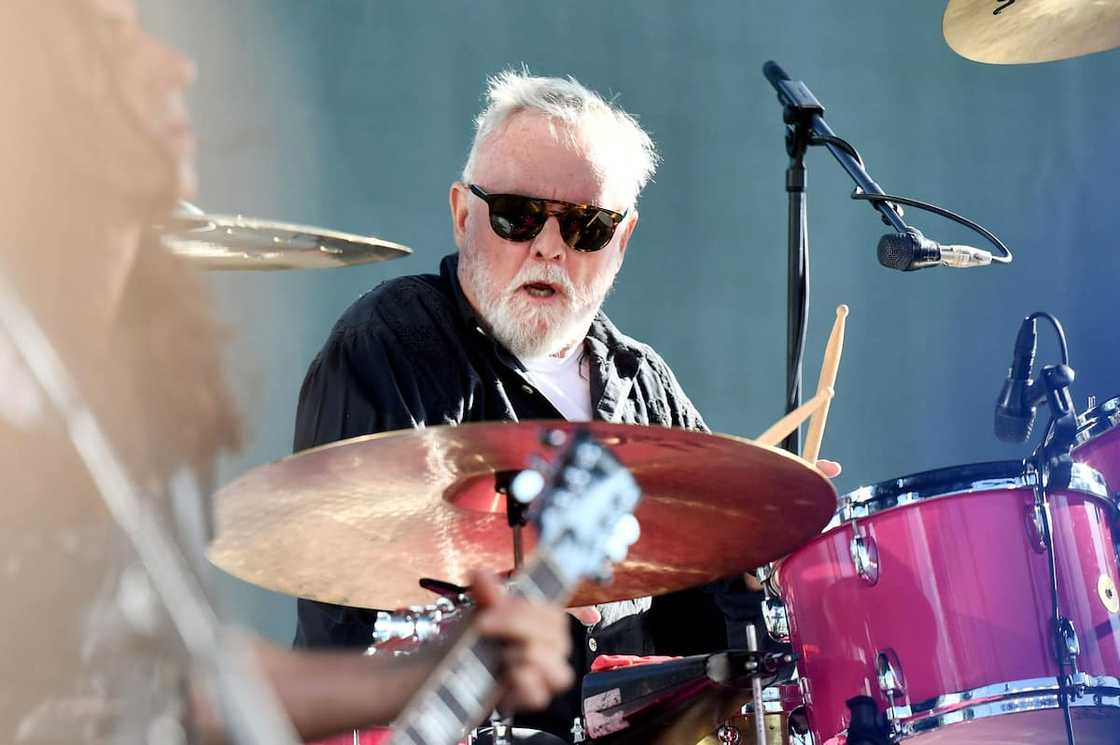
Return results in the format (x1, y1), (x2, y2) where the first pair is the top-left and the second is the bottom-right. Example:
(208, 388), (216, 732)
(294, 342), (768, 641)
(208, 421), (836, 609)
(158, 202), (411, 270)
(944, 0), (1120, 64)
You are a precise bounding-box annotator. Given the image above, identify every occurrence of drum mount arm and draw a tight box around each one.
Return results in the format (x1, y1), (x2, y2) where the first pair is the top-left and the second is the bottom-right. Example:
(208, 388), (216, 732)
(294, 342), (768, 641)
(1028, 363), (1079, 490)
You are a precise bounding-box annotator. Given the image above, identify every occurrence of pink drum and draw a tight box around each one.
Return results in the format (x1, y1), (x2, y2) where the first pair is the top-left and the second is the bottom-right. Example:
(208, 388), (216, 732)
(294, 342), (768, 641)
(776, 460), (1120, 744)
(1075, 396), (1120, 494)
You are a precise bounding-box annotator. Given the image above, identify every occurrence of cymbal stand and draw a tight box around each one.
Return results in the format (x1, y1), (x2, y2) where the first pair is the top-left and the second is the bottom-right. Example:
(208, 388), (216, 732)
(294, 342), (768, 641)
(746, 626), (768, 745)
(484, 470), (542, 745)
(499, 471), (530, 571)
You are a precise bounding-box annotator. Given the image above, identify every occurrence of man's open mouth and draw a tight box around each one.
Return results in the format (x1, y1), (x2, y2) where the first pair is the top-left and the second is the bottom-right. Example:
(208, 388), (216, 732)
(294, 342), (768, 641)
(522, 282), (559, 298)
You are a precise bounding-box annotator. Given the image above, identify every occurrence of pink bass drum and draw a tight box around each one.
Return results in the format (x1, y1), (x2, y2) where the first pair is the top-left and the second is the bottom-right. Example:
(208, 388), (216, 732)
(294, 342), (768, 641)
(774, 460), (1120, 744)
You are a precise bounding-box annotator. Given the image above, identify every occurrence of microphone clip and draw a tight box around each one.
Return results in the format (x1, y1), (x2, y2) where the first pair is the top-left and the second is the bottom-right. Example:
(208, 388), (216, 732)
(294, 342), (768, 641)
(1027, 363), (1079, 489)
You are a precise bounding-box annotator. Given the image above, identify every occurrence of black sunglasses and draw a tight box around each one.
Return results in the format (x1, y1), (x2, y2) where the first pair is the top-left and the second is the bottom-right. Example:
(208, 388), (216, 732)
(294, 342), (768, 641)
(468, 184), (627, 253)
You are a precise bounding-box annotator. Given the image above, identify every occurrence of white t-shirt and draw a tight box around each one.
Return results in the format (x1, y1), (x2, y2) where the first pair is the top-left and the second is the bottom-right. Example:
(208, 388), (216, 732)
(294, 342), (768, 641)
(519, 347), (593, 421)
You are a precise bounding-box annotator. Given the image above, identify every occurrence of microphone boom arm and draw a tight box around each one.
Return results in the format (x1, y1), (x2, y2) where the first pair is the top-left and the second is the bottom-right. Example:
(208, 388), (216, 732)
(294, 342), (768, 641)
(763, 60), (1013, 266)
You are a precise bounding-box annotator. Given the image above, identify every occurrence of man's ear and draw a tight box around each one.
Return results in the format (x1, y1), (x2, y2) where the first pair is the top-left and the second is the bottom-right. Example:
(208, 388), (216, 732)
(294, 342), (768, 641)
(450, 182), (470, 250)
(615, 209), (638, 262)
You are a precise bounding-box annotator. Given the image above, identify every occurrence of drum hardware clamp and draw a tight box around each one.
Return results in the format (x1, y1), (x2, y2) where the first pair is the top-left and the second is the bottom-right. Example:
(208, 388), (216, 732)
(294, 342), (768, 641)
(847, 515), (880, 586)
(877, 649), (912, 732)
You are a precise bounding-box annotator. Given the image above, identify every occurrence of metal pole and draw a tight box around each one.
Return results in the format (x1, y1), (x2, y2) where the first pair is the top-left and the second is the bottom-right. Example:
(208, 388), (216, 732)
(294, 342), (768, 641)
(746, 625), (768, 745)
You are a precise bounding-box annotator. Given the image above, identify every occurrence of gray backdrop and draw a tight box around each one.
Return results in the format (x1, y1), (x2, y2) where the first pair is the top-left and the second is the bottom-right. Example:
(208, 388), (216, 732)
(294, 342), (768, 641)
(145, 1), (1120, 643)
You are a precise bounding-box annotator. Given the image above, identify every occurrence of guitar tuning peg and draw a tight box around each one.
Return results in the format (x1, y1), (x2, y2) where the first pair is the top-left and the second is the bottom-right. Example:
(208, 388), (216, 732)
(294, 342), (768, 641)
(612, 513), (641, 547)
(563, 465), (592, 489)
(510, 468), (545, 504)
(604, 541), (627, 565)
(602, 514), (640, 564)
(574, 441), (602, 469)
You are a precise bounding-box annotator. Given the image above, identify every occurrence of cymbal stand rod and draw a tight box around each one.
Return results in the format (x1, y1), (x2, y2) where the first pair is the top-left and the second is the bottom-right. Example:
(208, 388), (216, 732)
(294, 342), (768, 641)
(504, 475), (530, 571)
(512, 525), (524, 570)
(489, 709), (512, 745)
(747, 625), (767, 745)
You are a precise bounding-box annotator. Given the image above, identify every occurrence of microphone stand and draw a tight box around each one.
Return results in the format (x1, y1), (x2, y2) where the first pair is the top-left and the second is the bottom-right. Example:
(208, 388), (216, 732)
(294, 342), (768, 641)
(764, 61), (907, 453)
(781, 95), (811, 455)
(1025, 368), (1080, 745)
(1014, 310), (1078, 745)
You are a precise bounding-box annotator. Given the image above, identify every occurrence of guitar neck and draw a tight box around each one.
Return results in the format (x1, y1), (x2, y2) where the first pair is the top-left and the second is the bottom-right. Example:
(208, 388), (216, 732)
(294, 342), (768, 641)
(388, 552), (574, 745)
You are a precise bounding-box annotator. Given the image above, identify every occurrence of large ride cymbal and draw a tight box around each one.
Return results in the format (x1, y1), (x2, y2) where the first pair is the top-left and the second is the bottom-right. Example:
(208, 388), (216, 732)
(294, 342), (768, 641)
(208, 421), (836, 609)
(944, 0), (1120, 65)
(159, 202), (410, 270)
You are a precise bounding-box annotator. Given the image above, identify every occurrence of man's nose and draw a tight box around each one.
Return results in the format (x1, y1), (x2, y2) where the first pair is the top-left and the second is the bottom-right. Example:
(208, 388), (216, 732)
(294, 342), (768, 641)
(531, 216), (567, 261)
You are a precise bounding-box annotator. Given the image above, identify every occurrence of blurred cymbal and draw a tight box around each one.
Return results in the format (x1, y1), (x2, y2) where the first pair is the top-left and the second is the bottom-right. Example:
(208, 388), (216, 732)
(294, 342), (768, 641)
(944, 0), (1120, 64)
(158, 202), (410, 270)
(208, 421), (836, 609)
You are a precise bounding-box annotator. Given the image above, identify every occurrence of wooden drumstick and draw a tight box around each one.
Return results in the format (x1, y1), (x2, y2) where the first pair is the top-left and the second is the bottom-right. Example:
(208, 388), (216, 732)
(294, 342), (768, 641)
(802, 304), (849, 465)
(755, 386), (834, 448)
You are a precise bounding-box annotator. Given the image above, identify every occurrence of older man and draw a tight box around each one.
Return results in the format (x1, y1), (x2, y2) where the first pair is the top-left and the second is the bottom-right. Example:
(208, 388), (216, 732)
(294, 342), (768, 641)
(293, 71), (769, 739)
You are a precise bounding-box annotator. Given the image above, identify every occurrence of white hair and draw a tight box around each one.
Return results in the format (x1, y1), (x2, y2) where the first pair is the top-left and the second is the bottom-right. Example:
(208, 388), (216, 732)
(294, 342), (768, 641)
(460, 69), (659, 209)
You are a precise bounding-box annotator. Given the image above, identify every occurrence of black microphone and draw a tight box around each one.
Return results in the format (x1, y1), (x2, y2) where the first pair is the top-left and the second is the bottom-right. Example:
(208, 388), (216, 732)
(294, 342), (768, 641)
(763, 60), (789, 87)
(994, 316), (1038, 442)
(877, 229), (993, 271)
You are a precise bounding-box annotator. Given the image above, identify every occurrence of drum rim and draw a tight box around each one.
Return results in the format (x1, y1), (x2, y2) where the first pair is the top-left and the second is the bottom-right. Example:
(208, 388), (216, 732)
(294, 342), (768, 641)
(897, 673), (1120, 739)
(1077, 394), (1120, 446)
(836, 460), (1109, 522)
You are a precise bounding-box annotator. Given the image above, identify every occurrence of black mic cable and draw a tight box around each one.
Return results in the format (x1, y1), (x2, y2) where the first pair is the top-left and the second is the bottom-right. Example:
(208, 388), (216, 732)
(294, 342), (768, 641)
(762, 60), (1015, 273)
(857, 190), (1013, 272)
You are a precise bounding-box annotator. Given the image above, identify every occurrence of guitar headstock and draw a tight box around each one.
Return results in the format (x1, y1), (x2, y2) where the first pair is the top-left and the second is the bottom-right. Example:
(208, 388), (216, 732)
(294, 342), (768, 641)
(514, 428), (642, 586)
(385, 429), (643, 745)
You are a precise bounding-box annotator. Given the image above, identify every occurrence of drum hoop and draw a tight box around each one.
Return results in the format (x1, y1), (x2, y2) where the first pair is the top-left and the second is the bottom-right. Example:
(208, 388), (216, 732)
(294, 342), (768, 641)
(835, 461), (1109, 523)
(897, 674), (1120, 738)
(1076, 395), (1120, 446)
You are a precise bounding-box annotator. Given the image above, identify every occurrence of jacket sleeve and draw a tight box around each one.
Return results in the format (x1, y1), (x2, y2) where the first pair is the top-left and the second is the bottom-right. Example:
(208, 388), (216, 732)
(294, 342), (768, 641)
(293, 328), (443, 453)
(290, 297), (460, 649)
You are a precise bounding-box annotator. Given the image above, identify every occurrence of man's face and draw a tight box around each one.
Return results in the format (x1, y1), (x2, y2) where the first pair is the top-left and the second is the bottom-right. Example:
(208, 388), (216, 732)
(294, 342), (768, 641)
(78, 0), (199, 204)
(451, 112), (638, 359)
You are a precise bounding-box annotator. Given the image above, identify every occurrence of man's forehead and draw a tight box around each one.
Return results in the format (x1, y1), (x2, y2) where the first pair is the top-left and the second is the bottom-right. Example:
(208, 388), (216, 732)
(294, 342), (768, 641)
(474, 113), (630, 208)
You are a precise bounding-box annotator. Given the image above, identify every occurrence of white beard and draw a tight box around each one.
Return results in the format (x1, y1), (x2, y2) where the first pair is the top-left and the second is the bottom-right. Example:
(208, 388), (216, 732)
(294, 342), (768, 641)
(459, 248), (618, 359)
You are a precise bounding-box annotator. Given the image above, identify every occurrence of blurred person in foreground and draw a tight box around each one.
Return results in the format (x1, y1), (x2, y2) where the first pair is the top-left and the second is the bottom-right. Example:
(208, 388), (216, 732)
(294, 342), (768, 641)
(0, 1), (572, 743)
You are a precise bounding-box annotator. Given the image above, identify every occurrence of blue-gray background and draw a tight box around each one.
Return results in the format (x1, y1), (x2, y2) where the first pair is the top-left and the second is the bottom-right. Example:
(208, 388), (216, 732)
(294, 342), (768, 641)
(145, 1), (1120, 643)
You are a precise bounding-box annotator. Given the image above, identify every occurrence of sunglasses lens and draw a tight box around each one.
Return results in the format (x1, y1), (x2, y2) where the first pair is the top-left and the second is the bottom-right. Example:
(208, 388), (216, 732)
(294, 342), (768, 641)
(562, 208), (618, 252)
(488, 194), (546, 241)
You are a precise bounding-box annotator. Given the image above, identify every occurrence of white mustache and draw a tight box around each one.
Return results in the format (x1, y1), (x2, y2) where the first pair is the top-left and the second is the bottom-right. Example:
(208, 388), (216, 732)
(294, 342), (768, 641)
(505, 264), (586, 304)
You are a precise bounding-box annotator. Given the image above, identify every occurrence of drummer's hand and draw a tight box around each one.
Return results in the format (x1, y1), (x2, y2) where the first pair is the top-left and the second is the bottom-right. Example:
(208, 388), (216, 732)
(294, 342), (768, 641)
(470, 568), (574, 712)
(816, 459), (842, 478)
(567, 605), (602, 626)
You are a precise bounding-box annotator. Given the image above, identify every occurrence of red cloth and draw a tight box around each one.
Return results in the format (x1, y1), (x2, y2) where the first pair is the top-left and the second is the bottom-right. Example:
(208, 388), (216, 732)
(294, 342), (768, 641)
(308, 729), (390, 745)
(589, 654), (681, 672)
(308, 729), (466, 745)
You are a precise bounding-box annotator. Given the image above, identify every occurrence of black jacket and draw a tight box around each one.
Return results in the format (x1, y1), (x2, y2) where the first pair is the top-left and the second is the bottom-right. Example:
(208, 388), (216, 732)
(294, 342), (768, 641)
(291, 253), (747, 736)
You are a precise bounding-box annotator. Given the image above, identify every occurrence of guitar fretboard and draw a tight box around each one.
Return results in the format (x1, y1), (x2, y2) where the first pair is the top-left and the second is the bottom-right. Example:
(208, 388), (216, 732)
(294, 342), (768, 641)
(388, 554), (570, 745)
